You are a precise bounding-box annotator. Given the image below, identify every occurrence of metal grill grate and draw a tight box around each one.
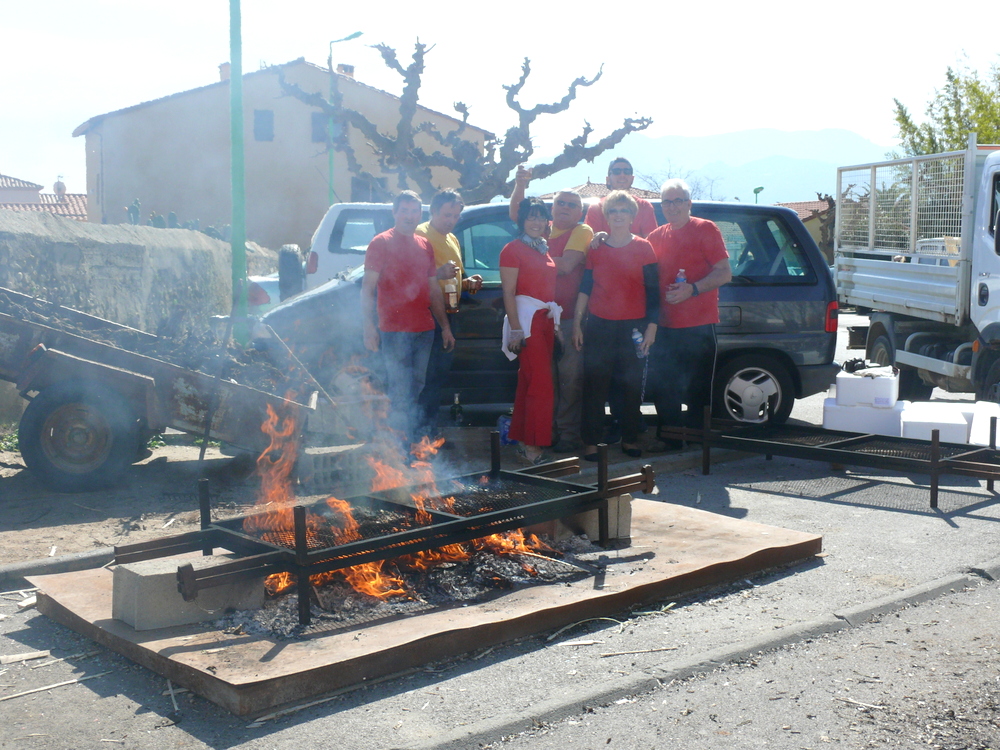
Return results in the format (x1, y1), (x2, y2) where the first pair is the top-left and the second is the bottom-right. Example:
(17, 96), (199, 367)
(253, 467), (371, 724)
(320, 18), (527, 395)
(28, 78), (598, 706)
(440, 476), (580, 516)
(849, 438), (968, 461)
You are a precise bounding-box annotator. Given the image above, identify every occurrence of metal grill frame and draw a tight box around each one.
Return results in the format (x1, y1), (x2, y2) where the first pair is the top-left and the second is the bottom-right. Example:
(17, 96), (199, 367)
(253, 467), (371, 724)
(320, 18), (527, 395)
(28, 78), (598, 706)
(114, 436), (654, 625)
(667, 406), (1000, 509)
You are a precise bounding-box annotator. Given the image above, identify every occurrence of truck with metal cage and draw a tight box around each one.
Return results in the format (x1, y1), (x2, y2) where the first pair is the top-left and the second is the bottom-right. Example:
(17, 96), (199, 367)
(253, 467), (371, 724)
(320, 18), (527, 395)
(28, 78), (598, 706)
(835, 135), (1000, 400)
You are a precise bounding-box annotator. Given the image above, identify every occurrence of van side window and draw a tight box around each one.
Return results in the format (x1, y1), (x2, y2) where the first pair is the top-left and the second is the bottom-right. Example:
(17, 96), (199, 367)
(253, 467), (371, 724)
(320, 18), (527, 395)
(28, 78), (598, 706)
(457, 217), (517, 285)
(715, 213), (816, 284)
(992, 172), (1000, 242)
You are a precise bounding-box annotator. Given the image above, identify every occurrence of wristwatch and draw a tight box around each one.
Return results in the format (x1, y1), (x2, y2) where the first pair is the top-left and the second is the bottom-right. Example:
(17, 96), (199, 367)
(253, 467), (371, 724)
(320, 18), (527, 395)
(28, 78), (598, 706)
(690, 282), (700, 297)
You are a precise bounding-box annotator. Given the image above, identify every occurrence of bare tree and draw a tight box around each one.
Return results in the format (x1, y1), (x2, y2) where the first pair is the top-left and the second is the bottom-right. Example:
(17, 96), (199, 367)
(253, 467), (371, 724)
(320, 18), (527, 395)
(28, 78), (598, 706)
(278, 41), (652, 203)
(635, 160), (725, 201)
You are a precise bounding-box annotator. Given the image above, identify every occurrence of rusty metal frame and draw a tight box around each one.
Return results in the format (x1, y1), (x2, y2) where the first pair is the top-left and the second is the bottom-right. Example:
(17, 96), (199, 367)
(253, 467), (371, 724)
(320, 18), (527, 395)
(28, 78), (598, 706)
(114, 438), (655, 625)
(664, 406), (1000, 509)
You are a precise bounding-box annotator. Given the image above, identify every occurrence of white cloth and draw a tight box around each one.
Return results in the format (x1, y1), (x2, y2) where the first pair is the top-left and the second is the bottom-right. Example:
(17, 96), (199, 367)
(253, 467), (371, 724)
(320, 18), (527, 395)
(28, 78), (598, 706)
(501, 295), (562, 361)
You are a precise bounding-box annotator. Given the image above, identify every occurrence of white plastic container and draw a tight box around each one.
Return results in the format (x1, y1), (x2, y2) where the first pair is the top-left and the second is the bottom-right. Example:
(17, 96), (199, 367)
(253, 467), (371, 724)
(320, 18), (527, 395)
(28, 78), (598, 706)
(900, 402), (970, 443)
(822, 398), (908, 437)
(968, 401), (1000, 446)
(835, 368), (898, 408)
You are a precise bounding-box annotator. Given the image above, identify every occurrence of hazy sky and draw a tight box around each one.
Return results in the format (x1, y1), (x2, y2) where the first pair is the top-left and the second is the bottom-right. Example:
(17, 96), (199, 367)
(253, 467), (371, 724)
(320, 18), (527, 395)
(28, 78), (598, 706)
(3, 0), (998, 195)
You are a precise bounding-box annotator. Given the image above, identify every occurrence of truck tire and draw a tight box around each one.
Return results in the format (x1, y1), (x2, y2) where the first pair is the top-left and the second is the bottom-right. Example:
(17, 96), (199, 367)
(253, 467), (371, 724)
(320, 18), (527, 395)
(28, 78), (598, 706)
(18, 381), (140, 491)
(714, 354), (794, 424)
(870, 334), (933, 400)
(278, 245), (304, 301)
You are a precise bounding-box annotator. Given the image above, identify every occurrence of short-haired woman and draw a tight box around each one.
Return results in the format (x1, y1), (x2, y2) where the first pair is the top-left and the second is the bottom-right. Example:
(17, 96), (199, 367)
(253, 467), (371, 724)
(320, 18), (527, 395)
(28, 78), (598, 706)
(573, 191), (660, 459)
(500, 198), (560, 464)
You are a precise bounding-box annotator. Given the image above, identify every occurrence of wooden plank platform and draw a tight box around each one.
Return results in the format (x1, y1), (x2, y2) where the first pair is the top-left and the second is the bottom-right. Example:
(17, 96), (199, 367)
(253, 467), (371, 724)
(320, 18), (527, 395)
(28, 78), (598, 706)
(29, 500), (822, 716)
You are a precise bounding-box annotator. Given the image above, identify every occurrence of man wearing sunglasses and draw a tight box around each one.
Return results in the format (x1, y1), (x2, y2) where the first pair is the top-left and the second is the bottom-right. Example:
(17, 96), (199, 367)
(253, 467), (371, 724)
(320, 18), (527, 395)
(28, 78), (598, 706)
(509, 167), (594, 452)
(584, 157), (657, 237)
(647, 179), (731, 451)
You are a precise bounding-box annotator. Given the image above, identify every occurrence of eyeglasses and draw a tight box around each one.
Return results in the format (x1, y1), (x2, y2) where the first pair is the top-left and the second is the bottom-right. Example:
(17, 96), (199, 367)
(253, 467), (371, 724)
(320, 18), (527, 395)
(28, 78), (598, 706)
(606, 207), (634, 216)
(662, 197), (690, 206)
(554, 199), (582, 209)
(609, 167), (633, 176)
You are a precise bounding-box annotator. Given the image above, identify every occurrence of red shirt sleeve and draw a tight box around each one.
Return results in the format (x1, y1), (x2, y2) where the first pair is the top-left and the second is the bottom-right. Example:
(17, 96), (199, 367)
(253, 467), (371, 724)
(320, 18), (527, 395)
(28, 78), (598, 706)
(702, 221), (729, 265)
(584, 204), (608, 236)
(364, 235), (387, 273)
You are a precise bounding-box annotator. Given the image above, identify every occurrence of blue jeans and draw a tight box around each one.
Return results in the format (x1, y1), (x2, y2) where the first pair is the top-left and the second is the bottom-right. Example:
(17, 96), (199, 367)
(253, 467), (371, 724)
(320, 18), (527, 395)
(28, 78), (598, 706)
(418, 314), (457, 437)
(380, 329), (434, 442)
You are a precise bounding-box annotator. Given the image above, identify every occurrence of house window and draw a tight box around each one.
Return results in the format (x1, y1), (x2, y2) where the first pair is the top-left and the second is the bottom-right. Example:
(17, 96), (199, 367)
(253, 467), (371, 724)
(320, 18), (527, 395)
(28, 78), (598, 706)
(254, 110), (274, 141)
(312, 112), (343, 144)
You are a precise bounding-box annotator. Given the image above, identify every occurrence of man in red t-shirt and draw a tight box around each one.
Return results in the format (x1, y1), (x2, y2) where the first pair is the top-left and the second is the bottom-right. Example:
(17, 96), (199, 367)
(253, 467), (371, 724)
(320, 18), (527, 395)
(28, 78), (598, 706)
(584, 157), (657, 238)
(648, 179), (732, 450)
(508, 168), (594, 452)
(362, 191), (455, 443)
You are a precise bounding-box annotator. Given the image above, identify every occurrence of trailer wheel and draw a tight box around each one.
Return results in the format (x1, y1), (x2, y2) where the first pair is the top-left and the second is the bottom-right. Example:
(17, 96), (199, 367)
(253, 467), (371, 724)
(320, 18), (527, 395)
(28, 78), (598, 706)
(870, 334), (933, 400)
(18, 381), (140, 491)
(714, 354), (794, 424)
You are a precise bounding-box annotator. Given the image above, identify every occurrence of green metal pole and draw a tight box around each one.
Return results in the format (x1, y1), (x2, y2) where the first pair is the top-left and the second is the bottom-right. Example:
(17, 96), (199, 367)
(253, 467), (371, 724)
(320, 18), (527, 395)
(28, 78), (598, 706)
(229, 0), (248, 344)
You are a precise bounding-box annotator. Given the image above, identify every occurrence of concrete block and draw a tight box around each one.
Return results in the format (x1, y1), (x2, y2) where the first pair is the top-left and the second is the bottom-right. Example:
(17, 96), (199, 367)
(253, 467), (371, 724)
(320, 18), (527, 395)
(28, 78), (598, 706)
(526, 494), (632, 545)
(112, 554), (265, 631)
(823, 398), (909, 437)
(836, 368), (898, 407)
(900, 402), (970, 443)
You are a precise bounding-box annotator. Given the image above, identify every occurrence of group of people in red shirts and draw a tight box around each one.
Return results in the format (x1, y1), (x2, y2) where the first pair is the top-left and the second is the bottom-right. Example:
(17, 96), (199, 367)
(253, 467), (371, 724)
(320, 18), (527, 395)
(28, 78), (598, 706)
(361, 157), (731, 463)
(501, 157), (731, 464)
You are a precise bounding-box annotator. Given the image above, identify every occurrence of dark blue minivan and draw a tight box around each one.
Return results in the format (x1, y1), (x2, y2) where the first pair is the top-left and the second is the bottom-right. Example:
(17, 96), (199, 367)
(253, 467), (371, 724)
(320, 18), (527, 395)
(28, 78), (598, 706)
(262, 201), (838, 424)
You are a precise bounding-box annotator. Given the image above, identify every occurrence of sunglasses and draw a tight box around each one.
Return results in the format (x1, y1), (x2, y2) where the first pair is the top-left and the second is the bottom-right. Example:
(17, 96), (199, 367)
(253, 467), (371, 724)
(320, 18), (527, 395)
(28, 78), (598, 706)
(606, 207), (634, 216)
(662, 198), (690, 206)
(609, 167), (633, 176)
(554, 199), (582, 209)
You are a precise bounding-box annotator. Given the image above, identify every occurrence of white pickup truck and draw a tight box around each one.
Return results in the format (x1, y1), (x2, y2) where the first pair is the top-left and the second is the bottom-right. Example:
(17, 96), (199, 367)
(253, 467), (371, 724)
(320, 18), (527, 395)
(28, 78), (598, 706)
(835, 135), (1000, 399)
(276, 203), (400, 297)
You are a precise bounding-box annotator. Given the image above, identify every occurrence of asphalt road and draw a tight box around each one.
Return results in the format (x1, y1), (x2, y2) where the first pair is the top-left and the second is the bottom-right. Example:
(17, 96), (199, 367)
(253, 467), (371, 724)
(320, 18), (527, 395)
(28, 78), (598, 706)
(2, 313), (998, 749)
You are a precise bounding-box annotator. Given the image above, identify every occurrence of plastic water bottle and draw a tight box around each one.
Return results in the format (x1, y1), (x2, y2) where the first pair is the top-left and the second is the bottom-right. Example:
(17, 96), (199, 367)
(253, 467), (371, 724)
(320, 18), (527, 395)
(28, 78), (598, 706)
(675, 268), (687, 284)
(631, 328), (646, 359)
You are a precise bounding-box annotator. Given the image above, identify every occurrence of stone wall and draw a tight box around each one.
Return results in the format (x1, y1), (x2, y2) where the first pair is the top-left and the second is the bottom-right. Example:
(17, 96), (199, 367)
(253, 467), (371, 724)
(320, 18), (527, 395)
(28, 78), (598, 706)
(0, 210), (277, 425)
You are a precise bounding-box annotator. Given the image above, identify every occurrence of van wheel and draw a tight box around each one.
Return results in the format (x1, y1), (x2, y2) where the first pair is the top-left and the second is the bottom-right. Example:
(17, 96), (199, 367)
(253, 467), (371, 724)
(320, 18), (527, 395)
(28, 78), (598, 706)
(714, 354), (794, 424)
(871, 334), (933, 400)
(278, 245), (304, 301)
(977, 360), (1000, 403)
(18, 381), (140, 491)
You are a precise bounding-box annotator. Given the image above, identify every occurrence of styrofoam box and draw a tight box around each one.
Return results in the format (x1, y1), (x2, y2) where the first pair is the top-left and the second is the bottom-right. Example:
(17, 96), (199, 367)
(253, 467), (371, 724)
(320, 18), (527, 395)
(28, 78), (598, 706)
(900, 402), (970, 443)
(968, 401), (1000, 446)
(835, 369), (898, 408)
(823, 398), (909, 437)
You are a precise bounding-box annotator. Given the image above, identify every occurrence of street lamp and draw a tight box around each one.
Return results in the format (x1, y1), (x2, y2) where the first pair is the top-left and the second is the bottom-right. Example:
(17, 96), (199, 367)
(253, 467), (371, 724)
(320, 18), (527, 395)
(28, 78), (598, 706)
(753, 186), (764, 204)
(327, 32), (363, 206)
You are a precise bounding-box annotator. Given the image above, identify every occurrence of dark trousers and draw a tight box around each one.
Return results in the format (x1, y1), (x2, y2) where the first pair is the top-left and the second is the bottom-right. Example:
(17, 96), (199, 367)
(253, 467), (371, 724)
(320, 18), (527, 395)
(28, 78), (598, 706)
(650, 324), (717, 435)
(581, 317), (645, 446)
(418, 314), (457, 437)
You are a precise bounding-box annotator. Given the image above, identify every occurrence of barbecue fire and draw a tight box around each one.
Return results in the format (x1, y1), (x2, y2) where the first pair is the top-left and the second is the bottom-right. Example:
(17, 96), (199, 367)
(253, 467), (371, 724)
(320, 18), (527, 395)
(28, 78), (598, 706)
(244, 384), (557, 604)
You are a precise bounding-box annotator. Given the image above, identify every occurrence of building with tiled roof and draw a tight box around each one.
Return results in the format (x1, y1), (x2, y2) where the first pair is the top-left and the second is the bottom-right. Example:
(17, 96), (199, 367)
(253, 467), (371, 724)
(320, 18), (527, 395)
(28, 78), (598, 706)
(776, 200), (831, 222)
(0, 174), (87, 221)
(73, 58), (491, 249)
(541, 180), (659, 201)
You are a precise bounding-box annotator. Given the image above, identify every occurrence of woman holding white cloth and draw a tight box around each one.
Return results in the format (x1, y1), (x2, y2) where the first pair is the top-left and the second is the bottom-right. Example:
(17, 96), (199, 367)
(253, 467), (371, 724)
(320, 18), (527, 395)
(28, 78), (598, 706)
(500, 198), (559, 464)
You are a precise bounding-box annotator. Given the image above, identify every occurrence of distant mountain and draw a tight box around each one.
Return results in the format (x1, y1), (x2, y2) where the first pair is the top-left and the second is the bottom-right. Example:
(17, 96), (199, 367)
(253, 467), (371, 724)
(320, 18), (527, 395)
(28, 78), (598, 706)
(527, 129), (891, 204)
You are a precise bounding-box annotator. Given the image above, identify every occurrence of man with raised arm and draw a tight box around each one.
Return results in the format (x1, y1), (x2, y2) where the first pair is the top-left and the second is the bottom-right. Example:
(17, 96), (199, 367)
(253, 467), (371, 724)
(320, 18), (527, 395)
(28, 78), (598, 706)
(584, 157), (658, 238)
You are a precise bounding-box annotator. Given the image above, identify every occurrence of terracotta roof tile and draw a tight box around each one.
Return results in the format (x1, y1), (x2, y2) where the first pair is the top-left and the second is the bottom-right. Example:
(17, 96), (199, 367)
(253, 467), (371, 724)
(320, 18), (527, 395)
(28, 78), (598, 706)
(541, 181), (659, 200)
(0, 174), (43, 190)
(0, 193), (88, 221)
(776, 200), (831, 220)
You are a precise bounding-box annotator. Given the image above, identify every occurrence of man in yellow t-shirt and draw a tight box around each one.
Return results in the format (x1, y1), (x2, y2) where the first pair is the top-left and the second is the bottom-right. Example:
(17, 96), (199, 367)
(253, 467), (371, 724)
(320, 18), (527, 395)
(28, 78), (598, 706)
(415, 189), (483, 440)
(509, 169), (593, 452)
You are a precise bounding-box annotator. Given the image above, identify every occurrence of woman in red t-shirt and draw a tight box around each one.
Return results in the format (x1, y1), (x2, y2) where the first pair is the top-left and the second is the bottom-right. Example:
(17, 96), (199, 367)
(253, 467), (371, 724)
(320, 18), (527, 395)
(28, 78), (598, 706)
(500, 198), (558, 464)
(572, 191), (660, 460)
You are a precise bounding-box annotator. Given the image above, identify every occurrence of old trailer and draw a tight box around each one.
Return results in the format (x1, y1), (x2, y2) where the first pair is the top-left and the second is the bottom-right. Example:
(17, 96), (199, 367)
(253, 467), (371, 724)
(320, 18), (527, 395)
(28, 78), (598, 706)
(0, 286), (328, 490)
